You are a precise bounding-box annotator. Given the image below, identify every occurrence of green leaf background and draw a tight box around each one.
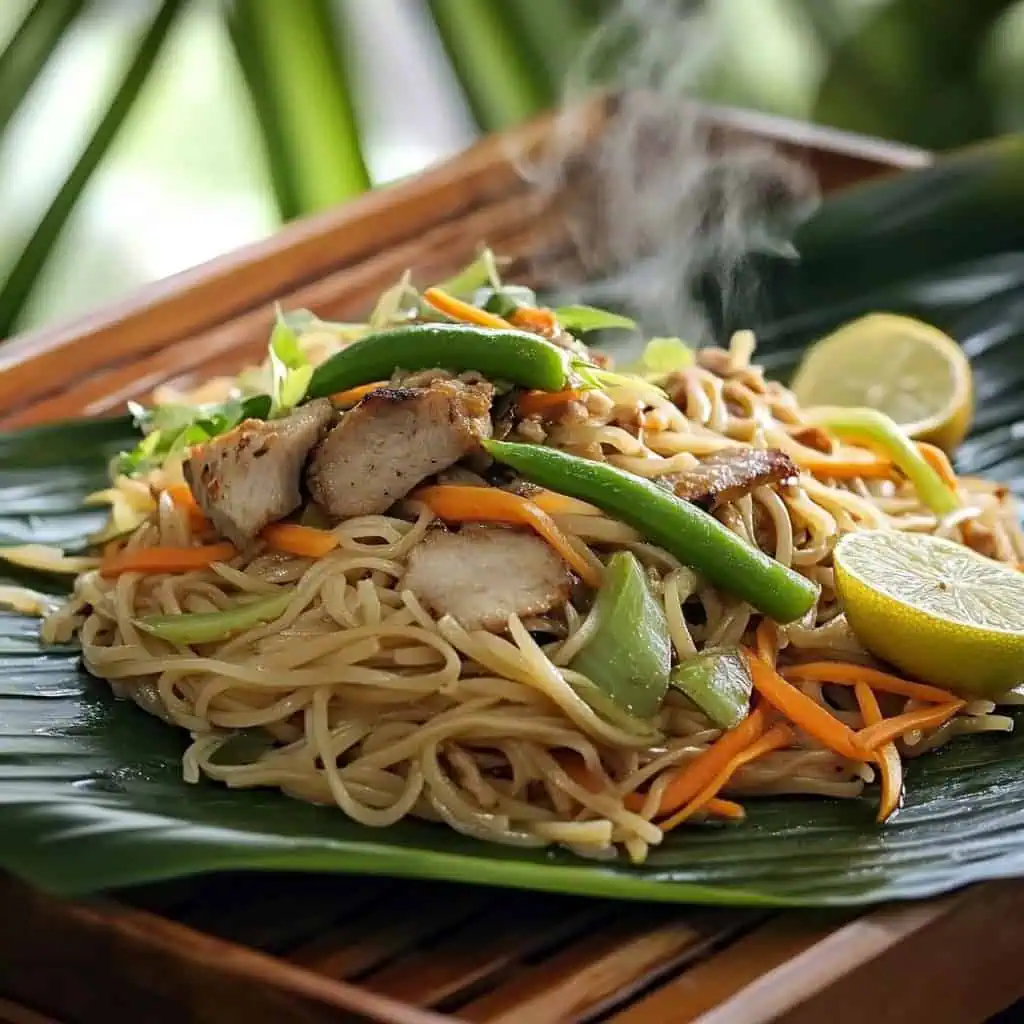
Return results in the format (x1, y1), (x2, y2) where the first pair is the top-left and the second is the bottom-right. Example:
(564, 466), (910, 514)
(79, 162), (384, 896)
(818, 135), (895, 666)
(5, 143), (1024, 904)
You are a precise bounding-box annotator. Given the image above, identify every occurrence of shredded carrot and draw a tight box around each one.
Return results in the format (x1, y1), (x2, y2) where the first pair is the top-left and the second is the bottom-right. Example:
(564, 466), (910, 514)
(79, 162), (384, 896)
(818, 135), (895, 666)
(262, 523), (338, 558)
(516, 389), (582, 418)
(422, 287), (514, 331)
(511, 306), (558, 334)
(529, 490), (602, 518)
(755, 619), (778, 667)
(744, 650), (869, 761)
(853, 682), (903, 822)
(661, 723), (795, 832)
(783, 662), (959, 705)
(856, 700), (965, 751)
(413, 485), (601, 587)
(629, 706), (767, 816)
(916, 442), (959, 490)
(330, 381), (387, 407)
(100, 542), (237, 577)
(164, 484), (210, 532)
(795, 454), (897, 480)
(558, 754), (743, 820)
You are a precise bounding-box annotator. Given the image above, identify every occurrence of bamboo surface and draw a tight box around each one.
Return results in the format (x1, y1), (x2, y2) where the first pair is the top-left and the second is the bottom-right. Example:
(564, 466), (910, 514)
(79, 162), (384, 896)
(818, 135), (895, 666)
(2, 96), (1017, 1024)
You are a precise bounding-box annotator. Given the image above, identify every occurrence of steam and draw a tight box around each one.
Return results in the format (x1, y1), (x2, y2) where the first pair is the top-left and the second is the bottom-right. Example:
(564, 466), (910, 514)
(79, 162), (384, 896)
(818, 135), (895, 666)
(519, 0), (819, 348)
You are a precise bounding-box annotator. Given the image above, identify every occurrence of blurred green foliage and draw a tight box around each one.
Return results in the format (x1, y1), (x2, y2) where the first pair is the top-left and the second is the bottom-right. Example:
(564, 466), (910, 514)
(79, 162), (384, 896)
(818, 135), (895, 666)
(0, 0), (1021, 336)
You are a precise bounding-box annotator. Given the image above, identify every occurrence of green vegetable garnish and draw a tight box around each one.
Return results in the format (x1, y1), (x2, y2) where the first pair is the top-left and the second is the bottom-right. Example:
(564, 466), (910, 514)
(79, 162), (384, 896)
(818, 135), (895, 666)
(670, 649), (752, 730)
(136, 590), (293, 645)
(641, 337), (694, 374)
(554, 304), (637, 334)
(268, 306), (314, 418)
(307, 324), (573, 398)
(483, 440), (819, 624)
(806, 406), (960, 515)
(570, 551), (671, 719)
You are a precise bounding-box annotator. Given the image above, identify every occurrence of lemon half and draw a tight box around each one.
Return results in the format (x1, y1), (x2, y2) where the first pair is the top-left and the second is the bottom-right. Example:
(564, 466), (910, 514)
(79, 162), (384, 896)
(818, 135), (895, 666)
(791, 313), (973, 452)
(834, 530), (1024, 697)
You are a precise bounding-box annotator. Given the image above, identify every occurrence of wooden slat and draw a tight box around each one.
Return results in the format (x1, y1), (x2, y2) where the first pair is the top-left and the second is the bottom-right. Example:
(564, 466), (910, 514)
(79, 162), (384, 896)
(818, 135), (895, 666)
(695, 882), (1024, 1024)
(456, 908), (760, 1024)
(0, 874), (451, 1024)
(0, 999), (60, 1024)
(607, 912), (856, 1023)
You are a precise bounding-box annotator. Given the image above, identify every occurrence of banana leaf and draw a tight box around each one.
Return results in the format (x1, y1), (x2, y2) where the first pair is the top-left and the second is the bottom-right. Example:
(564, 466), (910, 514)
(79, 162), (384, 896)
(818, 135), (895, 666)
(5, 139), (1024, 905)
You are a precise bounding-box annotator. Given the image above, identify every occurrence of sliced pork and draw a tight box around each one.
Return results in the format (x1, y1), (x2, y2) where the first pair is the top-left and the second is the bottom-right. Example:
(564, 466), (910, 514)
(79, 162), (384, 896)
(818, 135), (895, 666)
(667, 448), (797, 510)
(307, 379), (492, 519)
(404, 526), (571, 631)
(184, 399), (334, 546)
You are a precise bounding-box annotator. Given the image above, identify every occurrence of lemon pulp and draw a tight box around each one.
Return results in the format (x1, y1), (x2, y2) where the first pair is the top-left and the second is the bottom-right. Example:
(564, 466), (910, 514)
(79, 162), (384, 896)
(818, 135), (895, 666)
(833, 530), (1024, 697)
(791, 313), (973, 452)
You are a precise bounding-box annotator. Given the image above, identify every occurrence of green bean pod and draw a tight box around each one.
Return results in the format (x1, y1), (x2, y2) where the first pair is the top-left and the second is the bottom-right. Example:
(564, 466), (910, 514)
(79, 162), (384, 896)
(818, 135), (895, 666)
(307, 324), (571, 398)
(483, 440), (819, 624)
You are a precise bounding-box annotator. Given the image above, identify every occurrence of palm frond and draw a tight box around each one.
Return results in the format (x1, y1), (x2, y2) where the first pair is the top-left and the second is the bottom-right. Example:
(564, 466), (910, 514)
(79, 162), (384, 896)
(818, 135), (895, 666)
(226, 0), (370, 222)
(0, 0), (187, 338)
(0, 0), (89, 136)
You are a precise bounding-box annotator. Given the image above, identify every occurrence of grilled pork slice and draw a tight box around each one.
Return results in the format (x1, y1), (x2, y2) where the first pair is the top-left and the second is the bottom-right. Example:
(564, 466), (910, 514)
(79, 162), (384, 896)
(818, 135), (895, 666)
(184, 399), (334, 546)
(667, 448), (797, 510)
(307, 379), (493, 519)
(404, 526), (571, 631)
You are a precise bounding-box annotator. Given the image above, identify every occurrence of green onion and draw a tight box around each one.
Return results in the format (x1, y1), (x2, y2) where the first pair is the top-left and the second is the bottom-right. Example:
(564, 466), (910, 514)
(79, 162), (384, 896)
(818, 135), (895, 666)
(569, 552), (671, 719)
(670, 649), (752, 730)
(136, 590), (293, 645)
(806, 406), (960, 515)
(554, 305), (637, 334)
(268, 306), (314, 417)
(483, 440), (819, 624)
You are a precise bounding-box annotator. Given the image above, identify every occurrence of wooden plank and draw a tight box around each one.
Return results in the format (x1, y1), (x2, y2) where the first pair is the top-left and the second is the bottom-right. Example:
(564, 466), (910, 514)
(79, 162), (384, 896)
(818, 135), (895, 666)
(0, 999), (60, 1024)
(607, 912), (856, 1024)
(457, 909), (760, 1024)
(0, 874), (454, 1024)
(694, 882), (1024, 1024)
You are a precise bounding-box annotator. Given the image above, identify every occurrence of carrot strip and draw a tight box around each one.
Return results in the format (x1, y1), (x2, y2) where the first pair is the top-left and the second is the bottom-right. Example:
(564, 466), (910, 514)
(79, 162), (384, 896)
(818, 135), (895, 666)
(511, 306), (558, 334)
(413, 485), (601, 587)
(796, 454), (897, 480)
(856, 701), (965, 751)
(916, 442), (959, 490)
(330, 381), (387, 407)
(529, 490), (603, 518)
(516, 389), (582, 418)
(744, 651), (869, 761)
(661, 723), (795, 832)
(783, 662), (959, 705)
(558, 754), (743, 820)
(422, 287), (514, 331)
(627, 706), (767, 816)
(100, 543), (237, 577)
(853, 682), (904, 823)
(165, 484), (210, 532)
(262, 523), (338, 558)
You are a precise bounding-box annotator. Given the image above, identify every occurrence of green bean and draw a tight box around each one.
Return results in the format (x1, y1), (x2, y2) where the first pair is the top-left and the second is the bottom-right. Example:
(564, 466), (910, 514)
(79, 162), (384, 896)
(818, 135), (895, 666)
(483, 440), (819, 623)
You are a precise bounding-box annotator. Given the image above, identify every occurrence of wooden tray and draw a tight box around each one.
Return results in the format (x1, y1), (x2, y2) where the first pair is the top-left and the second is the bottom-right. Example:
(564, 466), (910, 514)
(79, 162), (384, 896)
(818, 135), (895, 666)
(2, 95), (1020, 1024)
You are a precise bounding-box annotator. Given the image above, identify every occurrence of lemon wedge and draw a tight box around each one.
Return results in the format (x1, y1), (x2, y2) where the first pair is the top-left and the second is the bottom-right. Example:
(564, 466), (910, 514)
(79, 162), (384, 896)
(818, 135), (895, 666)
(791, 314), (973, 452)
(834, 530), (1024, 697)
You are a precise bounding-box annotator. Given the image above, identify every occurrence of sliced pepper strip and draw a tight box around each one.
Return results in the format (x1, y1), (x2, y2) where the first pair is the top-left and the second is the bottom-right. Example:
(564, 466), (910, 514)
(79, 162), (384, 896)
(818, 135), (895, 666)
(137, 589), (294, 645)
(625, 705), (767, 815)
(853, 681), (904, 822)
(660, 723), (795, 832)
(413, 485), (601, 588)
(856, 701), (965, 751)
(744, 650), (869, 761)
(100, 543), (237, 577)
(783, 662), (958, 704)
(422, 287), (515, 330)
